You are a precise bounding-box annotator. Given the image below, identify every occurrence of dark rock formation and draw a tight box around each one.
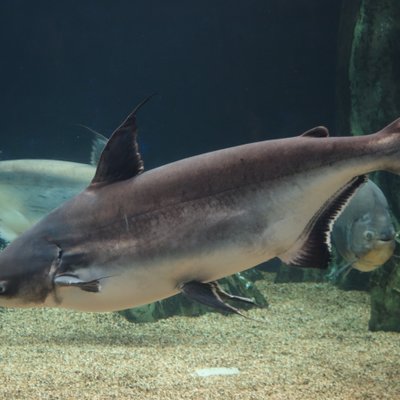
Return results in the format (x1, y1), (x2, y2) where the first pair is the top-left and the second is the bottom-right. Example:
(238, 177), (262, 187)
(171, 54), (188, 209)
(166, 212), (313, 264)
(369, 259), (400, 332)
(339, 0), (400, 331)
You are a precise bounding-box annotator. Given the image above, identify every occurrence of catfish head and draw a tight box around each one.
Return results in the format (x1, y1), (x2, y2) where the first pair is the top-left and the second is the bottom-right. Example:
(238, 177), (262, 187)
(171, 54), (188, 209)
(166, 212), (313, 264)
(0, 228), (60, 307)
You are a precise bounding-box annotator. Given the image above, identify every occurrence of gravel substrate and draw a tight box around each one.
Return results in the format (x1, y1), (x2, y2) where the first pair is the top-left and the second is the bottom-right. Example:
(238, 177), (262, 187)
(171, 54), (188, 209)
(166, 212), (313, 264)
(0, 277), (399, 399)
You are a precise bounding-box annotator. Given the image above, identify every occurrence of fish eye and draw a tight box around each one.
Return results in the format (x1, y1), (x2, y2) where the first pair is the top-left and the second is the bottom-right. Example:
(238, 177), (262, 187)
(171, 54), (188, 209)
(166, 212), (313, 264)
(364, 231), (374, 241)
(0, 280), (8, 295)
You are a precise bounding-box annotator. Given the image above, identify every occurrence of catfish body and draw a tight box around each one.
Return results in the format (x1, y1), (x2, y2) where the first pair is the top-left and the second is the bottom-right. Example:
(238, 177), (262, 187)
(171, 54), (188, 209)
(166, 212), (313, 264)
(1, 109), (400, 312)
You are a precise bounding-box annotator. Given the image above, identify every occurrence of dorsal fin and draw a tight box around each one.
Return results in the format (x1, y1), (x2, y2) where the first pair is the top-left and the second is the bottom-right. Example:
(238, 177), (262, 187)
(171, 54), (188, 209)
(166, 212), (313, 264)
(301, 126), (329, 138)
(90, 97), (152, 186)
(280, 175), (367, 269)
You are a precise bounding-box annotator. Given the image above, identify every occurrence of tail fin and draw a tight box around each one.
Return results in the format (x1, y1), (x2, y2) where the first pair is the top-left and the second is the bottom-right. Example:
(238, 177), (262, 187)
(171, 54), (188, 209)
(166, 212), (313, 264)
(377, 117), (400, 135)
(375, 117), (400, 175)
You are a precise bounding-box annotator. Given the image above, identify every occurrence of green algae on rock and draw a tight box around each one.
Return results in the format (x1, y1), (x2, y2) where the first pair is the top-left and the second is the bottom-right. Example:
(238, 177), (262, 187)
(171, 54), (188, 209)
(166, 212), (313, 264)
(343, 0), (400, 331)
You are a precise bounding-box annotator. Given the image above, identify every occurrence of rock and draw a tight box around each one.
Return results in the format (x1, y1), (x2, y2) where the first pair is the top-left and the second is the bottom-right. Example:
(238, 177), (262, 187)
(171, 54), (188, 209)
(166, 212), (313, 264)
(369, 259), (400, 332)
(338, 0), (400, 330)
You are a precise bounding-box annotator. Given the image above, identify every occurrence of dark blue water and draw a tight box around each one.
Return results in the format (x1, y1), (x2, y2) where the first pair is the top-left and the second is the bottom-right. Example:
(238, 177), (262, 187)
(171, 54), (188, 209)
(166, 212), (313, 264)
(0, 0), (341, 168)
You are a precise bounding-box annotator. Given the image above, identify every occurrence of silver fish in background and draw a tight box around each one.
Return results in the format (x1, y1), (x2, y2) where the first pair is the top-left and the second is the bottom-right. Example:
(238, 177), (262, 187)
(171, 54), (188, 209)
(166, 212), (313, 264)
(0, 160), (95, 242)
(331, 180), (396, 273)
(0, 134), (105, 243)
(0, 102), (400, 315)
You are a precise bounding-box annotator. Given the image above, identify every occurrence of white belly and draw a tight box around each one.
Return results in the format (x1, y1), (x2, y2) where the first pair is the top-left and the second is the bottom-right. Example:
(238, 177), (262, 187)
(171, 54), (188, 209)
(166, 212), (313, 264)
(45, 242), (275, 312)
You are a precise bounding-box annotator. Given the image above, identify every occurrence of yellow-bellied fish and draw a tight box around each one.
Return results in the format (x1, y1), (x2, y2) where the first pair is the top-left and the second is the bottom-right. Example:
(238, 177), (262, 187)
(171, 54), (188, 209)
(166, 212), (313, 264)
(332, 180), (395, 273)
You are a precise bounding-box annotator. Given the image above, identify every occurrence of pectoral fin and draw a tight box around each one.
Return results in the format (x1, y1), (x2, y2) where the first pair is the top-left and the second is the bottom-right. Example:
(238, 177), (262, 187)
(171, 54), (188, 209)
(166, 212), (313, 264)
(54, 274), (101, 293)
(180, 281), (256, 317)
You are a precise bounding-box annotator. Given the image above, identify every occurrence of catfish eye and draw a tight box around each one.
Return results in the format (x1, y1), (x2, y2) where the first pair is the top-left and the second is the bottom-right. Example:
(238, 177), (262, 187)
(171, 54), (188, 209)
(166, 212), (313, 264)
(0, 280), (8, 295)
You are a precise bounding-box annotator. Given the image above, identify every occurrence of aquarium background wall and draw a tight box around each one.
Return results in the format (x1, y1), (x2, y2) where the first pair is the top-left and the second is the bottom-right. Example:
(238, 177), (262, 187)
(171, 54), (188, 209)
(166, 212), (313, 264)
(0, 0), (341, 166)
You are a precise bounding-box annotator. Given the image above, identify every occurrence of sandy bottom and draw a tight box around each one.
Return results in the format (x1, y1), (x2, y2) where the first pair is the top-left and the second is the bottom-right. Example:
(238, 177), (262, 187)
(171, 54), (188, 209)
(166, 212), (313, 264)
(0, 277), (399, 400)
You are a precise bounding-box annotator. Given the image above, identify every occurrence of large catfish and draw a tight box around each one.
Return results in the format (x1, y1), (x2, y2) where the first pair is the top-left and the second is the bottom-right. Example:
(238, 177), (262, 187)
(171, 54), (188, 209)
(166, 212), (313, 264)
(0, 102), (399, 315)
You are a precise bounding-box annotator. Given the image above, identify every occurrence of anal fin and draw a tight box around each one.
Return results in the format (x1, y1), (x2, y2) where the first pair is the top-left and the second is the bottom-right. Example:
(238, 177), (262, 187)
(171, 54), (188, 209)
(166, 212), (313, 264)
(281, 175), (368, 269)
(180, 281), (256, 317)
